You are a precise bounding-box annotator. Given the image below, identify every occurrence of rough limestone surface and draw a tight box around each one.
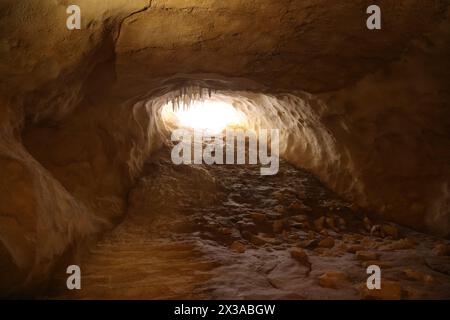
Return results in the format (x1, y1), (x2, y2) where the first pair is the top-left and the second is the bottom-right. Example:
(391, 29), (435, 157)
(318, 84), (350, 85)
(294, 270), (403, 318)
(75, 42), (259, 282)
(0, 0), (449, 295)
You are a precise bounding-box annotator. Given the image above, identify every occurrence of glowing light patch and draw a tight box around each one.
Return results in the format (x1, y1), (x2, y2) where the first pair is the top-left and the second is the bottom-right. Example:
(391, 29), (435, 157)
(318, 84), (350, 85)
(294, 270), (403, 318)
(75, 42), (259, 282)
(162, 100), (245, 133)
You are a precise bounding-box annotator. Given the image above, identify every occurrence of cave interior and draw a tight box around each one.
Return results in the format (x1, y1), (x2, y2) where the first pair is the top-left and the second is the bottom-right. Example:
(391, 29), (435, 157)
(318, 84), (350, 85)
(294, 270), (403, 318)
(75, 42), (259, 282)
(0, 0), (449, 299)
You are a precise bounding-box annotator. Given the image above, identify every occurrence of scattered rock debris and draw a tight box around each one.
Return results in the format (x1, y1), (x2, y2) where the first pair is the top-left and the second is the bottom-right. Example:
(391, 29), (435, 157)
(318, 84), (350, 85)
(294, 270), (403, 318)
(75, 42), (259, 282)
(47, 147), (450, 300)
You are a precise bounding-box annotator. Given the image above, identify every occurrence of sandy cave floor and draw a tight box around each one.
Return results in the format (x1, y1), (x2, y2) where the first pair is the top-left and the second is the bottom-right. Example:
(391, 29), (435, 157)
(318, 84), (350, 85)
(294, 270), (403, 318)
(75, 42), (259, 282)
(45, 146), (450, 300)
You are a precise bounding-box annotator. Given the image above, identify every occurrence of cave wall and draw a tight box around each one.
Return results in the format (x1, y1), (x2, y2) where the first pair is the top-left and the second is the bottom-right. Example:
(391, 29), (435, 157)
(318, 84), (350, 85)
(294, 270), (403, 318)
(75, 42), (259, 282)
(0, 99), (101, 294)
(1, 0), (449, 294)
(0, 0), (152, 294)
(319, 16), (450, 234)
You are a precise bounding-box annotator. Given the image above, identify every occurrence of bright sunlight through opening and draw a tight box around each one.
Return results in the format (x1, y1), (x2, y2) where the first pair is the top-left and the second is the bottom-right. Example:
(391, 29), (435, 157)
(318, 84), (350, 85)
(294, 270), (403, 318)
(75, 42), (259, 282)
(162, 99), (246, 134)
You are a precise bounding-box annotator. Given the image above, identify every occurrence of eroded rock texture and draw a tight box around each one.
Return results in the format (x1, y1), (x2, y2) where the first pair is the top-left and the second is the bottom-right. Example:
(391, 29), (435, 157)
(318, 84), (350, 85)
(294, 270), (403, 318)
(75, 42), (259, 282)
(0, 0), (449, 296)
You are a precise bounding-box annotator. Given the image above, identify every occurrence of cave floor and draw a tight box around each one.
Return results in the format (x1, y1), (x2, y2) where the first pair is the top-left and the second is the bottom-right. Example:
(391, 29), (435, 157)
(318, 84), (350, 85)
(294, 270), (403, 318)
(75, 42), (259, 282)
(47, 147), (450, 300)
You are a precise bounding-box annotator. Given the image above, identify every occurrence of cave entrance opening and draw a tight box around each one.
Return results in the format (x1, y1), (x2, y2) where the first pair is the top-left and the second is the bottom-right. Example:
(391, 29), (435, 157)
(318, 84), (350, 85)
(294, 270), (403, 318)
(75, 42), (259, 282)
(157, 90), (278, 175)
(161, 97), (247, 134)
